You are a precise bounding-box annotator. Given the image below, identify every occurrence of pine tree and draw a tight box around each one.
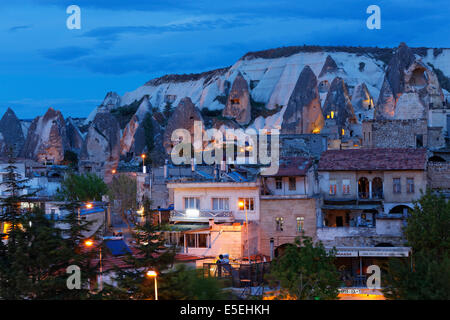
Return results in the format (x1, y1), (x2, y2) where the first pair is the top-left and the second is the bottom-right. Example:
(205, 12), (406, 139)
(0, 151), (38, 299)
(0, 157), (106, 299)
(56, 172), (107, 299)
(106, 220), (176, 299)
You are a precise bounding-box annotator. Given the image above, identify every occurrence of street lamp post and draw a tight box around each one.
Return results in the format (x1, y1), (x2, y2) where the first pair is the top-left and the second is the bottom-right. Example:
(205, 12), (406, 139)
(238, 201), (251, 265)
(146, 270), (158, 300)
(84, 239), (102, 292)
(141, 154), (146, 173)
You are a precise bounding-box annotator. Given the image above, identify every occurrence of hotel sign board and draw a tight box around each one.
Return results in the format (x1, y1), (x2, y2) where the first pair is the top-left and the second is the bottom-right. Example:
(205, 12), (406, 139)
(330, 247), (411, 257)
(359, 249), (410, 257)
(335, 250), (358, 257)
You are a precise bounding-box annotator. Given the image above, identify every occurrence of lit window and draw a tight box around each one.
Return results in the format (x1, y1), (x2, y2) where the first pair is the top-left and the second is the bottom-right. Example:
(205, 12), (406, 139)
(393, 178), (401, 194)
(296, 217), (304, 233)
(288, 177), (296, 191)
(275, 177), (282, 190)
(341, 128), (345, 136)
(329, 180), (337, 195)
(331, 111), (334, 119)
(406, 178), (414, 193)
(342, 179), (350, 194)
(212, 198), (229, 210)
(184, 197), (200, 209)
(276, 217), (284, 231)
(238, 198), (254, 211)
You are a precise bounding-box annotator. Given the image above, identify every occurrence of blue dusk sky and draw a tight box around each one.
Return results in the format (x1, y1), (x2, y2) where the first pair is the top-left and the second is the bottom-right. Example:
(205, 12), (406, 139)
(0, 0), (449, 119)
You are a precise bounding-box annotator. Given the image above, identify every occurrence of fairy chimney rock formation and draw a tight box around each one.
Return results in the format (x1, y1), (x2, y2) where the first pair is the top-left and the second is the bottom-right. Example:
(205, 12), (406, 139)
(20, 107), (69, 163)
(281, 65), (324, 134)
(0, 108), (25, 156)
(163, 97), (204, 154)
(222, 72), (251, 125)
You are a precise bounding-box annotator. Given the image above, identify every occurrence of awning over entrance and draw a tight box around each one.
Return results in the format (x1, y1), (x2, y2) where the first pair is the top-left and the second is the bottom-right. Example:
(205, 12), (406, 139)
(327, 247), (411, 257)
(166, 224), (209, 232)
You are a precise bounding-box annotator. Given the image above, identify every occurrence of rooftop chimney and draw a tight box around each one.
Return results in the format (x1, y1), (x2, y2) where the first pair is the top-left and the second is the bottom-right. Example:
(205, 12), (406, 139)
(164, 159), (168, 179)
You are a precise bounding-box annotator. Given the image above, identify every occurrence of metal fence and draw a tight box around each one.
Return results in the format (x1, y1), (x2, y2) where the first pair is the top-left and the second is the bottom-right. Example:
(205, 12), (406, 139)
(203, 262), (271, 288)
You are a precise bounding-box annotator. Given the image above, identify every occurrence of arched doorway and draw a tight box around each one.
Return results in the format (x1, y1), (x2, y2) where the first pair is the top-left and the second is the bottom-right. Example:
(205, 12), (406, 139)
(389, 205), (412, 215)
(358, 177), (369, 199)
(372, 177), (383, 199)
(429, 156), (446, 162)
(375, 243), (394, 247)
(274, 243), (296, 258)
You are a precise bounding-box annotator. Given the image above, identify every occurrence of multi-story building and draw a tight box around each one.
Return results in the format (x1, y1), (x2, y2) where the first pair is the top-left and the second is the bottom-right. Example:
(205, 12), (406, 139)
(259, 157), (319, 258)
(316, 148), (426, 286)
(164, 165), (260, 261)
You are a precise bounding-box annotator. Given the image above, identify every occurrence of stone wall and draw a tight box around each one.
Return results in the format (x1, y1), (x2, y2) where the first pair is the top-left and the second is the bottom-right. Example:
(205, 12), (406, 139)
(427, 126), (446, 150)
(279, 134), (328, 159)
(259, 198), (317, 257)
(362, 119), (427, 148)
(428, 161), (450, 189)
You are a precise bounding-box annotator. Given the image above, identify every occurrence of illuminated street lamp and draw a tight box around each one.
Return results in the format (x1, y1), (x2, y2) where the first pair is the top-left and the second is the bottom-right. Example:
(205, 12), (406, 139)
(112, 169), (116, 174)
(84, 239), (94, 247)
(146, 270), (158, 300)
(86, 203), (93, 209)
(238, 200), (251, 266)
(84, 239), (103, 291)
(141, 154), (146, 173)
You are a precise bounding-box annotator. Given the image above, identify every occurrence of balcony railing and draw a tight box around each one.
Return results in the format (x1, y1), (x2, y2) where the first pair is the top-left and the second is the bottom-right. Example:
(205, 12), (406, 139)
(358, 191), (383, 200)
(358, 192), (369, 199)
(371, 191), (383, 199)
(170, 210), (234, 223)
(317, 226), (377, 241)
(260, 187), (307, 199)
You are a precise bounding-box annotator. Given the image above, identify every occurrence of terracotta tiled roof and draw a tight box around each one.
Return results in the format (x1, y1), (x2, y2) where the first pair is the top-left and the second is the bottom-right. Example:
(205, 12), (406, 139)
(271, 157), (313, 176)
(318, 148), (427, 171)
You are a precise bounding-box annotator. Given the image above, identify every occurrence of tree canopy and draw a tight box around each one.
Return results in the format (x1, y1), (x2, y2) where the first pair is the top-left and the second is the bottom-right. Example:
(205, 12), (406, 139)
(57, 172), (108, 202)
(384, 190), (450, 299)
(266, 236), (341, 300)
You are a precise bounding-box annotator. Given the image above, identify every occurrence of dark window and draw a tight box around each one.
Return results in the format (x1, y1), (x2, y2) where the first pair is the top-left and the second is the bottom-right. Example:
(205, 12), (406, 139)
(393, 178), (401, 194)
(186, 234), (195, 247)
(198, 234), (208, 248)
(416, 134), (423, 148)
(407, 178), (415, 193)
(275, 177), (282, 190)
(288, 177), (296, 191)
(336, 216), (343, 227)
